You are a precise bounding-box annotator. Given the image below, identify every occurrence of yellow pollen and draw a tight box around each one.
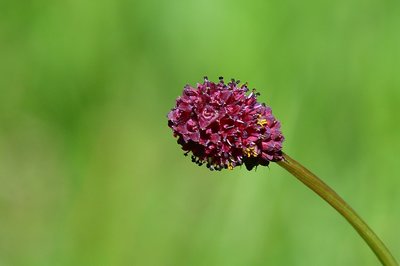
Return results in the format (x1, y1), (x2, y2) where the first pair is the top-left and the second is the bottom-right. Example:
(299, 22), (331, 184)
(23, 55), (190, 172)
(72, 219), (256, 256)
(257, 117), (268, 127)
(244, 147), (258, 157)
(228, 162), (233, 170)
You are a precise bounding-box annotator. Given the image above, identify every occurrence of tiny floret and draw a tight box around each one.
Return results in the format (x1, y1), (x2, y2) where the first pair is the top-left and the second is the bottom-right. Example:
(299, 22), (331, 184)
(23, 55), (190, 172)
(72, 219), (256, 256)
(167, 77), (284, 171)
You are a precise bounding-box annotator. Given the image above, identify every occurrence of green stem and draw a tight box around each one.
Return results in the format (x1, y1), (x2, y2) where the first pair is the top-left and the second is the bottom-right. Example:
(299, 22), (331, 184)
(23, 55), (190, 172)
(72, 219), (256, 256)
(277, 152), (398, 266)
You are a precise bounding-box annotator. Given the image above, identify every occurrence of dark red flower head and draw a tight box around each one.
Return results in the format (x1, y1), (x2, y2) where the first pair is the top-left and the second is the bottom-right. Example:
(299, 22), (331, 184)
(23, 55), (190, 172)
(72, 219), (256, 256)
(167, 77), (284, 171)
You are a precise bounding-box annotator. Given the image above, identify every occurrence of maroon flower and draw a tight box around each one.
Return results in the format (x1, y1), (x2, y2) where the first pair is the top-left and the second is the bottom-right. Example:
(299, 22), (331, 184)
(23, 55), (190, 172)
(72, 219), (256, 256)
(167, 77), (284, 171)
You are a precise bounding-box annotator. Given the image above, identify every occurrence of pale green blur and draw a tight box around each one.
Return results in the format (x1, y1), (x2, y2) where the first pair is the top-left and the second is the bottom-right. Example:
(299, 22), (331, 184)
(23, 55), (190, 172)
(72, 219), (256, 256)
(0, 0), (399, 265)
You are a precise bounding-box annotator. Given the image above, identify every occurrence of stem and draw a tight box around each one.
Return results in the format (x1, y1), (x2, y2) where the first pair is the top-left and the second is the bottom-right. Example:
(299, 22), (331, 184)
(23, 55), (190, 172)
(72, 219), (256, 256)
(277, 152), (398, 266)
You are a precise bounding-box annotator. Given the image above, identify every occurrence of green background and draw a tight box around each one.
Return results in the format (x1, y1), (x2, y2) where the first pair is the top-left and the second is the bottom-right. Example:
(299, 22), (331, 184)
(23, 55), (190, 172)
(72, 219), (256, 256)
(1, 0), (399, 265)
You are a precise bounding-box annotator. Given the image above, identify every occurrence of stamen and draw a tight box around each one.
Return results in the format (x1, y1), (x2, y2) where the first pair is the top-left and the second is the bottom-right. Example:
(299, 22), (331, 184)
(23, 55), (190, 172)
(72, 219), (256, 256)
(257, 118), (268, 127)
(244, 147), (258, 157)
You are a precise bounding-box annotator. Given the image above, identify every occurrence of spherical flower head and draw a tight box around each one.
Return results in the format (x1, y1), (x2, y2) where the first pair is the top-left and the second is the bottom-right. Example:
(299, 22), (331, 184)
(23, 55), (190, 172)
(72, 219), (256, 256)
(167, 77), (284, 171)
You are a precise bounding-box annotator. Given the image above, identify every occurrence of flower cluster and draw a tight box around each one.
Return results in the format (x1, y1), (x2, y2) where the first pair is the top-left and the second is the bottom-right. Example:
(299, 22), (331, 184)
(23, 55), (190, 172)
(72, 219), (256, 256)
(167, 77), (284, 171)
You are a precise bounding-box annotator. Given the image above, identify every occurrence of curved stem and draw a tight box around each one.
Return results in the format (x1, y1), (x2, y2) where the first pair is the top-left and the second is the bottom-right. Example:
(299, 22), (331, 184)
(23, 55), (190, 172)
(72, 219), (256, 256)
(277, 152), (398, 266)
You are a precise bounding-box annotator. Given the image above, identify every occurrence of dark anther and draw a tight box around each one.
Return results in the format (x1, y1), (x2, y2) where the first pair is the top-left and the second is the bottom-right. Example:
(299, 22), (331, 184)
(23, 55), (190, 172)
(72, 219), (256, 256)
(251, 88), (260, 96)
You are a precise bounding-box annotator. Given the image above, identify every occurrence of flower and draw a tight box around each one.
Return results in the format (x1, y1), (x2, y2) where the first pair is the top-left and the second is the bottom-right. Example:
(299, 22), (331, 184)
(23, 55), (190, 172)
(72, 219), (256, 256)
(167, 77), (284, 171)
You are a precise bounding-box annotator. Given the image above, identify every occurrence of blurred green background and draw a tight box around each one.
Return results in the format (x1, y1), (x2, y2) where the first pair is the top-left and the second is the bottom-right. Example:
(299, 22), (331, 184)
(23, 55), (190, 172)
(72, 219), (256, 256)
(1, 0), (399, 265)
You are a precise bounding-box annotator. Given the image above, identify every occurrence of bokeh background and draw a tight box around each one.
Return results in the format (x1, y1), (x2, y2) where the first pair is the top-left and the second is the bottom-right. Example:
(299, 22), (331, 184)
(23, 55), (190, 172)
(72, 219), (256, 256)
(1, 0), (399, 265)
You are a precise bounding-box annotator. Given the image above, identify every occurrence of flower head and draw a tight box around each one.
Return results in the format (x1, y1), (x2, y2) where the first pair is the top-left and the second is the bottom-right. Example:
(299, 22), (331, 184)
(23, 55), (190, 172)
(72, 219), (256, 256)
(167, 77), (284, 171)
